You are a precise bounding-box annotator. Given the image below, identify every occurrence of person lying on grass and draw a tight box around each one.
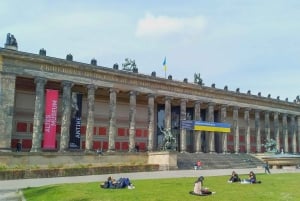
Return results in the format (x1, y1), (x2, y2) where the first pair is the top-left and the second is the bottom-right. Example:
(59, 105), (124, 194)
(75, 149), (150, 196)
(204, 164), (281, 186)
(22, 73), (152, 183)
(101, 176), (135, 189)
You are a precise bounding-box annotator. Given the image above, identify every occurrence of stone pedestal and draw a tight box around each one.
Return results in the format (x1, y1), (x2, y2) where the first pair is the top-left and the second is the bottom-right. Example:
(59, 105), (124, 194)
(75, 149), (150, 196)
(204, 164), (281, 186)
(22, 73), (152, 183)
(148, 151), (178, 170)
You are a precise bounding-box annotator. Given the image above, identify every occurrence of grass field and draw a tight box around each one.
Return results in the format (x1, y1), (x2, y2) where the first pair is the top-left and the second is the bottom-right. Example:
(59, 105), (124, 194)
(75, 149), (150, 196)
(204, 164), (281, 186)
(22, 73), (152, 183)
(23, 173), (300, 201)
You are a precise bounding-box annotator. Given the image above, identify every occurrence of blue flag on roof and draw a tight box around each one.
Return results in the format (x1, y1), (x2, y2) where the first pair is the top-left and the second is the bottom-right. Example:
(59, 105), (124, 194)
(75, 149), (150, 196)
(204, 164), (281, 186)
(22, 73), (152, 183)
(162, 57), (167, 71)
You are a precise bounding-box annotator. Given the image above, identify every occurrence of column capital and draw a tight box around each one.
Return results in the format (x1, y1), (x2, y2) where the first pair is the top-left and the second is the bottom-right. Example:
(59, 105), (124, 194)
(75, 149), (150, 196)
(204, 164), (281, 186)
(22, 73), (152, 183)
(232, 106), (239, 110)
(244, 107), (251, 112)
(164, 96), (173, 101)
(61, 80), (73, 88)
(208, 102), (216, 107)
(147, 93), (156, 98)
(220, 104), (228, 108)
(129, 90), (138, 96)
(87, 84), (98, 90)
(109, 88), (119, 93)
(34, 76), (47, 84)
(254, 109), (261, 113)
(194, 100), (202, 105)
(290, 114), (296, 119)
(180, 98), (188, 103)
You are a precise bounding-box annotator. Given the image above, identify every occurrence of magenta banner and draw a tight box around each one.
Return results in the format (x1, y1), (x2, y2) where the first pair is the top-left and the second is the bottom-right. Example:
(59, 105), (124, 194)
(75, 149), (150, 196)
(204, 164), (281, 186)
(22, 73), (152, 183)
(43, 89), (58, 149)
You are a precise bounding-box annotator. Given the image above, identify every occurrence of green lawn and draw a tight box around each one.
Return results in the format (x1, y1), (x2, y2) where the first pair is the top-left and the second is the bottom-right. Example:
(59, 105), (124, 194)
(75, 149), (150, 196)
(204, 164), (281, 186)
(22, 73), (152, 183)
(23, 173), (300, 201)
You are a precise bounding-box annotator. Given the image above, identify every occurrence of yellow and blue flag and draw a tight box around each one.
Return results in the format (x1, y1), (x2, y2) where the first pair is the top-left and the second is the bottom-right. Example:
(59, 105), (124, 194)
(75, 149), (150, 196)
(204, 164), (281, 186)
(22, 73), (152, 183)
(162, 57), (167, 71)
(181, 120), (231, 133)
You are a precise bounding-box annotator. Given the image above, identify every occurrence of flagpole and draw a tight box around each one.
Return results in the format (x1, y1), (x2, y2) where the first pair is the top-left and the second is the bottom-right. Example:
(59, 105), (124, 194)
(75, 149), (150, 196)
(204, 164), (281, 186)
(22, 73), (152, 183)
(163, 57), (167, 78)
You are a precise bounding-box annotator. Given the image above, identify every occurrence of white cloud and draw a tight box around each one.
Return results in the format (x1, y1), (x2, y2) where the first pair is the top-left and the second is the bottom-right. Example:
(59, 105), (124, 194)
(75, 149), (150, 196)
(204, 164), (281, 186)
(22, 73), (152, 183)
(135, 13), (206, 38)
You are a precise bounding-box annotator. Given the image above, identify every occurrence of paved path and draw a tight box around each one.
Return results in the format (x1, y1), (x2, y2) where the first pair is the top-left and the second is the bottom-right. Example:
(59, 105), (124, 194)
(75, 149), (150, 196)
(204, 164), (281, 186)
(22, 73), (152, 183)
(1, 167), (299, 201)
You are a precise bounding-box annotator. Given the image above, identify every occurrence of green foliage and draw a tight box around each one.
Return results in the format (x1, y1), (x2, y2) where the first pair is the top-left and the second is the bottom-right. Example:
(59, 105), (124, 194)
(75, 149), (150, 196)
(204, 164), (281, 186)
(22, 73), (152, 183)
(0, 163), (8, 170)
(23, 173), (300, 201)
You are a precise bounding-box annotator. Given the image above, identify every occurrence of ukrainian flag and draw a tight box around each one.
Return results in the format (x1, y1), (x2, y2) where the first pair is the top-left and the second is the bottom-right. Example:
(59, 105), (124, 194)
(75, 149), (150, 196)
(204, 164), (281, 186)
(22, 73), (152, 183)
(163, 57), (167, 71)
(194, 121), (231, 133)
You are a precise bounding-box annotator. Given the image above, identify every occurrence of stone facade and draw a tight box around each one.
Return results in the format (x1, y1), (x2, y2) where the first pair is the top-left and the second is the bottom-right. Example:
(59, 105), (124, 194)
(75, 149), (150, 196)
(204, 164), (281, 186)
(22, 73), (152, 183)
(0, 47), (300, 154)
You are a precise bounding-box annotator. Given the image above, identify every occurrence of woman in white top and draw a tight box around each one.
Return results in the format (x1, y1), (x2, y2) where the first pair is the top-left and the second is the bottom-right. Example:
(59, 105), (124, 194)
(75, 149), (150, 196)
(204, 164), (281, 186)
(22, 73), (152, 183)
(193, 176), (213, 195)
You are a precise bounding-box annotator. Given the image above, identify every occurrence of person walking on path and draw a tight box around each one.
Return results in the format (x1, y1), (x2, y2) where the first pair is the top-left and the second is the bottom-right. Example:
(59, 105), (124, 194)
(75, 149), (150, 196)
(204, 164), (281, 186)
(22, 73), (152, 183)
(264, 161), (271, 174)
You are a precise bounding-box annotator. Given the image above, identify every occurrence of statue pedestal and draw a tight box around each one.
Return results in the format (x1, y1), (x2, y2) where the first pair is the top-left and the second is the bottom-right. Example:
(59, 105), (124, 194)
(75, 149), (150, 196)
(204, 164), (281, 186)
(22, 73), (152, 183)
(148, 151), (178, 170)
(5, 45), (18, 51)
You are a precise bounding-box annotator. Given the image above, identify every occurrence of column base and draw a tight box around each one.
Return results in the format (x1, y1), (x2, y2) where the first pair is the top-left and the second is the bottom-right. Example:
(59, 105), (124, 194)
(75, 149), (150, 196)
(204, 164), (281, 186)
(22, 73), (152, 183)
(30, 147), (42, 152)
(84, 149), (95, 154)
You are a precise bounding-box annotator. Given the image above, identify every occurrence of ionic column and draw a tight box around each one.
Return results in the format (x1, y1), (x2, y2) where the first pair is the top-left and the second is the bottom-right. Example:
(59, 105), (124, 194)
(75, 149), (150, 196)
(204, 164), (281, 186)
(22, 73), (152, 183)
(273, 112), (280, 151)
(244, 108), (251, 153)
(297, 116), (300, 153)
(264, 111), (271, 142)
(194, 101), (202, 153)
(164, 96), (172, 130)
(31, 77), (47, 152)
(128, 91), (137, 152)
(59, 81), (73, 152)
(291, 115), (297, 153)
(108, 88), (118, 152)
(220, 105), (228, 153)
(0, 73), (16, 151)
(85, 84), (97, 152)
(147, 94), (155, 152)
(233, 106), (239, 153)
(282, 113), (288, 153)
(180, 99), (187, 152)
(208, 102), (215, 153)
(255, 110), (261, 153)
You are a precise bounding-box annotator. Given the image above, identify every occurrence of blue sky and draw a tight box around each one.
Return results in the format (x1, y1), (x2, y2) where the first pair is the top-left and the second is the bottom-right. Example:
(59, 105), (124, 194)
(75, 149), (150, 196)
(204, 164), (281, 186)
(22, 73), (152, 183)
(1, 0), (299, 102)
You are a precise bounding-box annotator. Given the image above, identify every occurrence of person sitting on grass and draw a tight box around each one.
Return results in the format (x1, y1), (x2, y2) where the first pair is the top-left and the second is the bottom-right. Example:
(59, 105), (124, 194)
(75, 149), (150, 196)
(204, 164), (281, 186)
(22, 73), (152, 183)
(228, 170), (241, 183)
(241, 171), (261, 184)
(190, 176), (215, 196)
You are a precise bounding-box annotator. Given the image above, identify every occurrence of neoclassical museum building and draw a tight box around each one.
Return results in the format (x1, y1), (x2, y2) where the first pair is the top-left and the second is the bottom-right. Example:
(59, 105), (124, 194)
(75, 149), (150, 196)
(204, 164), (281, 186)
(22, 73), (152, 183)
(1, 37), (300, 154)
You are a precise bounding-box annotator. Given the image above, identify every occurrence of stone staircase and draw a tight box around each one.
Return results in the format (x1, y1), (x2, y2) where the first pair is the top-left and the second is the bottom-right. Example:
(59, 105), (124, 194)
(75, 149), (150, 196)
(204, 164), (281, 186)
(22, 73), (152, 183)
(177, 152), (265, 170)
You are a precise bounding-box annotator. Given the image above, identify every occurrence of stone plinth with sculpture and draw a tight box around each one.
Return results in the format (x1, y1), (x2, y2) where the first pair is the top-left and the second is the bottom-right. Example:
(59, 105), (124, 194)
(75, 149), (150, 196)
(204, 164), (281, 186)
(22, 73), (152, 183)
(261, 139), (300, 169)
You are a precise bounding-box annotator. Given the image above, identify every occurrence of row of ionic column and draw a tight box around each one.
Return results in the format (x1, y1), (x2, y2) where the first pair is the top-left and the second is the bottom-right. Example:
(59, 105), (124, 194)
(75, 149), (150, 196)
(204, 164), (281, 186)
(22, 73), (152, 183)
(30, 77), (157, 152)
(224, 107), (299, 154)
(30, 77), (300, 153)
(178, 99), (300, 154)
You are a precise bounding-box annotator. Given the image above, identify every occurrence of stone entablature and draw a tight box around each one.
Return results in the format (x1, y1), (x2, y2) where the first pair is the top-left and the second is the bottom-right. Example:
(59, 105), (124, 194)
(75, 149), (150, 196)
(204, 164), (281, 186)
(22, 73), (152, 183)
(1, 48), (300, 116)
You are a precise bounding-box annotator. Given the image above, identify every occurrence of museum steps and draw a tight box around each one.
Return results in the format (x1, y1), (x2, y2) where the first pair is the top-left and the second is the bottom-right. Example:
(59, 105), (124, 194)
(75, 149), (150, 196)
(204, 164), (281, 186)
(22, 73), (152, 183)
(177, 152), (265, 170)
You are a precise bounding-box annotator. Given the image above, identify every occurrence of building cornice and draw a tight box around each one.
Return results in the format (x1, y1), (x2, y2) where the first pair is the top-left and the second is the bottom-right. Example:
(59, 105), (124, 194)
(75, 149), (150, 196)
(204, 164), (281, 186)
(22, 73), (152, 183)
(1, 48), (299, 115)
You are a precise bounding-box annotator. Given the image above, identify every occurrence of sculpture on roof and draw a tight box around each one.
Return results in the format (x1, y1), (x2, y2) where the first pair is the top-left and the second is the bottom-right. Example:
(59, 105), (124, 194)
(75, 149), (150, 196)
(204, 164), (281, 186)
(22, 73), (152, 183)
(296, 95), (300, 104)
(122, 58), (138, 73)
(5, 33), (18, 47)
(194, 73), (203, 86)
